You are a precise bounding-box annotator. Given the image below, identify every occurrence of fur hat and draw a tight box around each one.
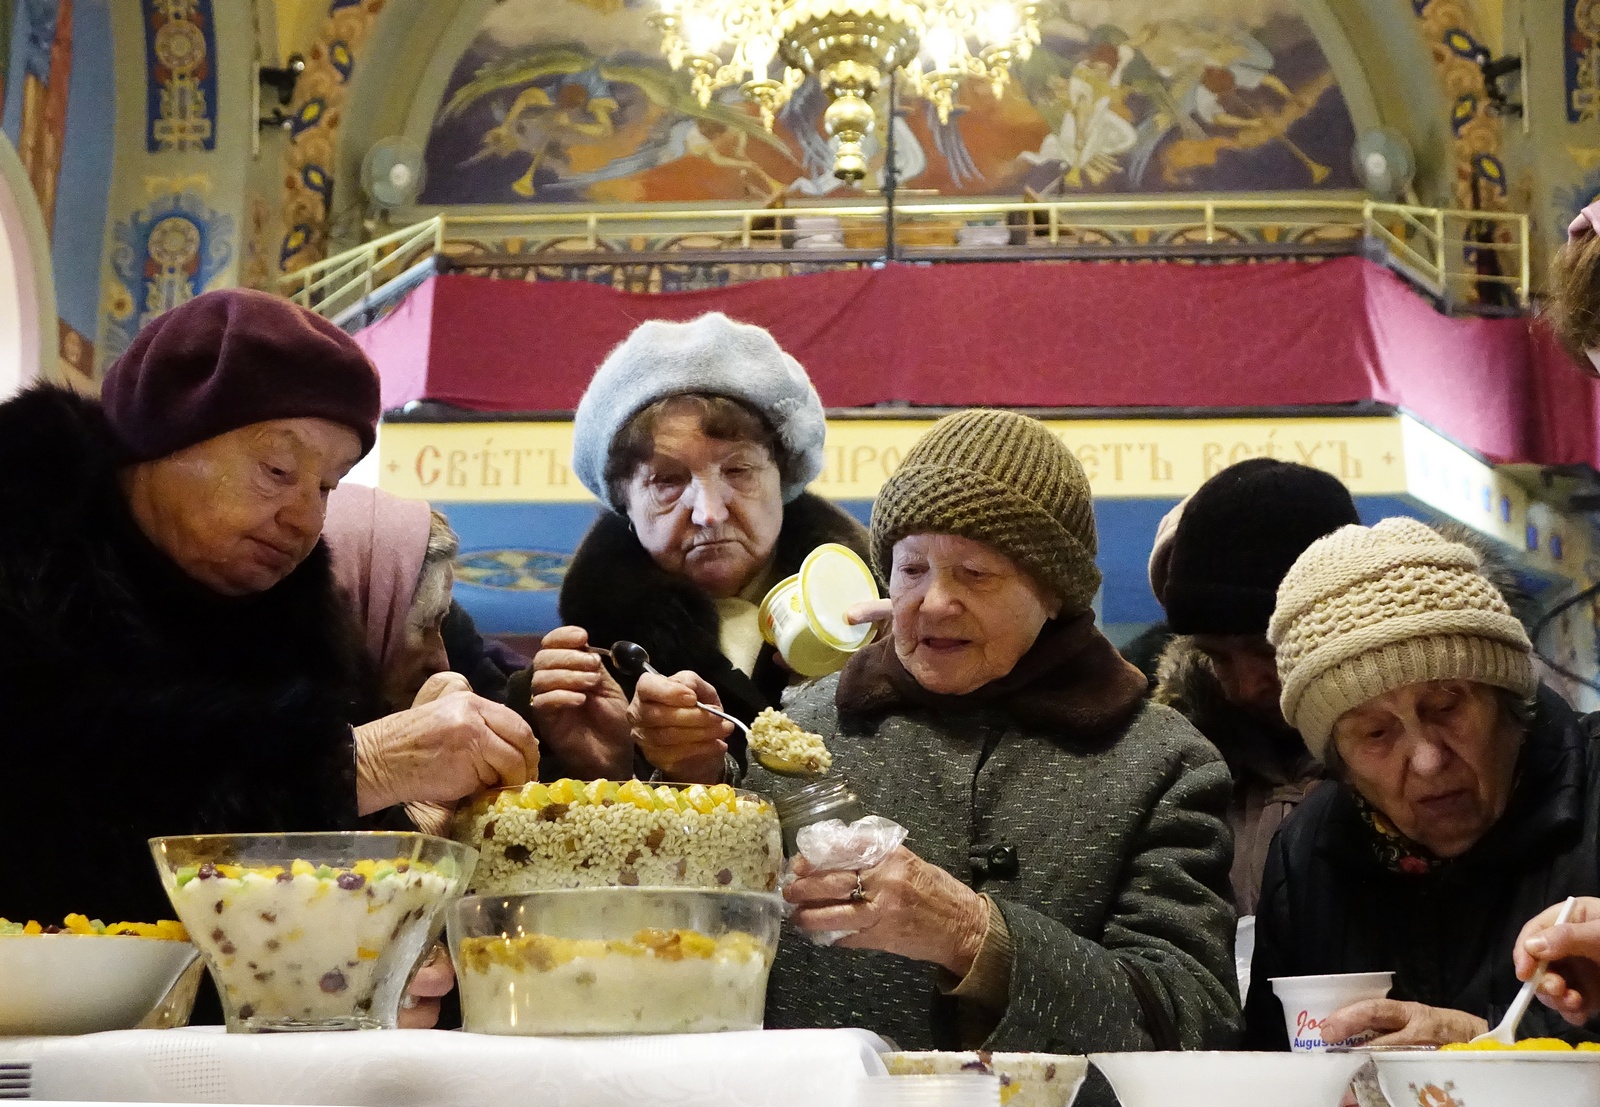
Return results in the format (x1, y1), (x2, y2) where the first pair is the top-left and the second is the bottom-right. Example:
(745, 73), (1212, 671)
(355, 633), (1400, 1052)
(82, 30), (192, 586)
(1162, 459), (1360, 636)
(571, 313), (826, 511)
(870, 409), (1100, 614)
(1269, 516), (1537, 759)
(101, 289), (380, 461)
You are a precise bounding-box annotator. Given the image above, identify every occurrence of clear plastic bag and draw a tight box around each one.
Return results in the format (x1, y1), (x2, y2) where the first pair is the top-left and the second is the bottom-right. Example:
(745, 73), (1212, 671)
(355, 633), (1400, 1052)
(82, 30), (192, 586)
(786, 815), (908, 946)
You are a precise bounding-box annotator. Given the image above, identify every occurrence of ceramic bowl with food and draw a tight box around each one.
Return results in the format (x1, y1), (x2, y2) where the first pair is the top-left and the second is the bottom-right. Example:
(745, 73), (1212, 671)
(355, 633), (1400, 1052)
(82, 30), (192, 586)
(449, 887), (782, 1035)
(149, 832), (476, 1032)
(453, 779), (782, 894)
(0, 915), (197, 1035)
(1373, 1045), (1600, 1107)
(1089, 1051), (1367, 1107)
(883, 1052), (1087, 1107)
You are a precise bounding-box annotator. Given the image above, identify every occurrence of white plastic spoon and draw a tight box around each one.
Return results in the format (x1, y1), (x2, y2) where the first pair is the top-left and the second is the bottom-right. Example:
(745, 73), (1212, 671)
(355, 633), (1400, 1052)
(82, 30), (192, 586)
(1470, 894), (1579, 1045)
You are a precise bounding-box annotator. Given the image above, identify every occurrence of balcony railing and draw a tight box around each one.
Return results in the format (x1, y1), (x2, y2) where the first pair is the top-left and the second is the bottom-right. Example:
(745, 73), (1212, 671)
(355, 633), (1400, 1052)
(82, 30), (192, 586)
(278, 197), (1529, 320)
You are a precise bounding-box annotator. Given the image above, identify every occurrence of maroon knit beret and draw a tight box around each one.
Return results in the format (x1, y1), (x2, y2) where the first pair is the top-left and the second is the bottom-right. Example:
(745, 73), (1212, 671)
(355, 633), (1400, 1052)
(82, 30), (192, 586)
(100, 288), (381, 461)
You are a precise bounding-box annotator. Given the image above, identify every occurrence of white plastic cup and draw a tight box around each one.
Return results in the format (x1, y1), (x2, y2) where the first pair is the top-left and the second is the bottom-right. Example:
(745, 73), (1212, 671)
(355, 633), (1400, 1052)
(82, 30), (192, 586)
(1270, 972), (1394, 1052)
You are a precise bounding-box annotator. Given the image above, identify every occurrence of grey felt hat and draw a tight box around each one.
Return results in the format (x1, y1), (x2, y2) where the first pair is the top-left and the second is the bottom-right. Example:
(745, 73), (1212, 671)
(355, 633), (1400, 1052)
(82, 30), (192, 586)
(572, 312), (827, 511)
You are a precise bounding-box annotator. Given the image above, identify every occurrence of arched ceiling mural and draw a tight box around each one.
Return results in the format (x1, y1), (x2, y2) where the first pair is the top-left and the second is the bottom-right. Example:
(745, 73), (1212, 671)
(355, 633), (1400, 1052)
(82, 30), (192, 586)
(417, 0), (1360, 206)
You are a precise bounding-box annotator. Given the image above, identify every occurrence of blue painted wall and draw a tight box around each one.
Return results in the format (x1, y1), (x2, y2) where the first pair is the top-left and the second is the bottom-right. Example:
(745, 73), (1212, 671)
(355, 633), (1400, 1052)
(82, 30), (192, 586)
(0, 0), (114, 342)
(438, 495), (1440, 639)
(50, 0), (110, 340)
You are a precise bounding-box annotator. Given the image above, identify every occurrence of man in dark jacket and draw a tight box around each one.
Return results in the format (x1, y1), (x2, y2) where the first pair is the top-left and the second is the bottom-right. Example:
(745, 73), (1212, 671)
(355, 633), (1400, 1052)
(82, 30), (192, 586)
(1151, 459), (1357, 915)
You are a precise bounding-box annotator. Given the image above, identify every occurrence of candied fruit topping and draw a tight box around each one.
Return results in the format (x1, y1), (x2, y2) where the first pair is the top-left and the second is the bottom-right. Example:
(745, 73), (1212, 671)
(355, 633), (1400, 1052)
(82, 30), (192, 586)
(457, 928), (767, 974)
(0, 915), (187, 940)
(479, 778), (767, 818)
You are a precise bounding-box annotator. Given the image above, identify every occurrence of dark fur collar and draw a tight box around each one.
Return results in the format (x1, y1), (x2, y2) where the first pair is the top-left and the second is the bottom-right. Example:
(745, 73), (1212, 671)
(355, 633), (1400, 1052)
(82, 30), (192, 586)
(559, 492), (870, 724)
(836, 610), (1149, 741)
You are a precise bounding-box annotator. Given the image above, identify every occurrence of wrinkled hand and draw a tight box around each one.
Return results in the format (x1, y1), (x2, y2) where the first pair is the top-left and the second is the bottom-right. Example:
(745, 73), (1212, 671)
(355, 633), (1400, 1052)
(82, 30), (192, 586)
(784, 846), (988, 977)
(528, 626), (634, 779)
(402, 675), (471, 833)
(1318, 1000), (1486, 1048)
(398, 944), (453, 1029)
(628, 670), (730, 785)
(354, 674), (539, 813)
(1517, 897), (1600, 1025)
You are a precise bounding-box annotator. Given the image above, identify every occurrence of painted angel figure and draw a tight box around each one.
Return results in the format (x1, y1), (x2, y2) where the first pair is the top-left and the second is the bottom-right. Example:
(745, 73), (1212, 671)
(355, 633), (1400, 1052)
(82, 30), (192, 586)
(1021, 42), (1138, 188)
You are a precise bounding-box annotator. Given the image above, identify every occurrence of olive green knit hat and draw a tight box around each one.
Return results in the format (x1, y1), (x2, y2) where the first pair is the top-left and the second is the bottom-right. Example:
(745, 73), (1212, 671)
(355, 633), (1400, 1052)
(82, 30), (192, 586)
(870, 409), (1100, 613)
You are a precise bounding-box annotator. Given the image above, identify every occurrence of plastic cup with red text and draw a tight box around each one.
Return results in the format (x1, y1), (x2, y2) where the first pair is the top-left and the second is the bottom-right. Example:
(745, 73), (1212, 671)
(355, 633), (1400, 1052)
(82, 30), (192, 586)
(1270, 972), (1394, 1052)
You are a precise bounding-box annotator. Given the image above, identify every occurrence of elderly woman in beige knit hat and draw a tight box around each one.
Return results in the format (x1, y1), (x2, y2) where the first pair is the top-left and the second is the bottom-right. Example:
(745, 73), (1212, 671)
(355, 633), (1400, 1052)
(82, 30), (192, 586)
(1244, 516), (1600, 1049)
(738, 410), (1239, 1102)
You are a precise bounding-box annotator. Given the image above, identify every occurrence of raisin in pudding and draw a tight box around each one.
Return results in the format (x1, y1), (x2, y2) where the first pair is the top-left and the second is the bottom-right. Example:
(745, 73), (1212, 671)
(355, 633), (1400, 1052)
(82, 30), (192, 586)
(455, 779), (782, 894)
(151, 832), (476, 1032)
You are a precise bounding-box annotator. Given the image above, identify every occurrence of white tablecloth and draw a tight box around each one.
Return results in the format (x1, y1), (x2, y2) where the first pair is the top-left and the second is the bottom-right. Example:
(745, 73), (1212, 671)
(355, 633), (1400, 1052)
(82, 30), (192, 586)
(3, 1027), (890, 1107)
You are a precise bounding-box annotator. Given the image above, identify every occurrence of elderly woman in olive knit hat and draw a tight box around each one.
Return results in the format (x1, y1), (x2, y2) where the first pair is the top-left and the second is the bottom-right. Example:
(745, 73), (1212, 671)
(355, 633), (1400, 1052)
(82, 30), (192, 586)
(517, 312), (868, 783)
(743, 410), (1239, 1091)
(0, 290), (538, 997)
(1243, 517), (1600, 1049)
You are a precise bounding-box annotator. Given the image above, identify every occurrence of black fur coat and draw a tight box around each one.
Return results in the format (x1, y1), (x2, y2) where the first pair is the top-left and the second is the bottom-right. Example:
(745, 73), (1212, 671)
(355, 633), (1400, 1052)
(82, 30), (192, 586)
(0, 387), (370, 926)
(509, 493), (869, 770)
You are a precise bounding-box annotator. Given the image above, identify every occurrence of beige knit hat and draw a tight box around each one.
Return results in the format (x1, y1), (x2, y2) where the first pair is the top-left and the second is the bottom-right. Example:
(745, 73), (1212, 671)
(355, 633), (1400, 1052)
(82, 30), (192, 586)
(1268, 516), (1536, 759)
(870, 409), (1100, 613)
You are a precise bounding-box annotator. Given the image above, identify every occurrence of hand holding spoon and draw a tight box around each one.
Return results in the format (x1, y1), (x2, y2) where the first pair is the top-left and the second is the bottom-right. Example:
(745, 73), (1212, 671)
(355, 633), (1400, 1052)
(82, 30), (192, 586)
(592, 641), (824, 779)
(1472, 895), (1579, 1045)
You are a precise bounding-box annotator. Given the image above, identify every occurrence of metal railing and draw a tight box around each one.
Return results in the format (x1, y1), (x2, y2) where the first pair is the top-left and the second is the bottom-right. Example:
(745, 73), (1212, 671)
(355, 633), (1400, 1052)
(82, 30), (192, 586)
(278, 197), (1530, 318)
(279, 217), (444, 318)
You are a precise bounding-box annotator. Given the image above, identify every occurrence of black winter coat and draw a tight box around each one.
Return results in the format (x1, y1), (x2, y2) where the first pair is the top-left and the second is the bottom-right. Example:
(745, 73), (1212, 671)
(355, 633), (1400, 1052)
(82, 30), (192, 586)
(1244, 685), (1600, 1047)
(507, 492), (869, 769)
(0, 387), (370, 927)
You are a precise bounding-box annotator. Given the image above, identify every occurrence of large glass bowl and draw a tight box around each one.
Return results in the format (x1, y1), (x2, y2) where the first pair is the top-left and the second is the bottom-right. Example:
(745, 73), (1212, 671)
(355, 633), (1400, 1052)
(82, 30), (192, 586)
(149, 832), (477, 1032)
(448, 887), (782, 1036)
(452, 779), (782, 894)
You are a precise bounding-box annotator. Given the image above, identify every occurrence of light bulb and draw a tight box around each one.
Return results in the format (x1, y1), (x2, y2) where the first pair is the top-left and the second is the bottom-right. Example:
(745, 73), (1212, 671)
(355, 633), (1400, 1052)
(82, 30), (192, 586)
(746, 33), (776, 76)
(685, 12), (722, 54)
(921, 24), (960, 68)
(979, 2), (1018, 43)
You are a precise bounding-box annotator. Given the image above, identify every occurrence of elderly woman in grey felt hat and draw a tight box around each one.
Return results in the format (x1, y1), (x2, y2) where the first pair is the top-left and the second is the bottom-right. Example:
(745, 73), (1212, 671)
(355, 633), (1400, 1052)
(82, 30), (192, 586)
(508, 312), (871, 784)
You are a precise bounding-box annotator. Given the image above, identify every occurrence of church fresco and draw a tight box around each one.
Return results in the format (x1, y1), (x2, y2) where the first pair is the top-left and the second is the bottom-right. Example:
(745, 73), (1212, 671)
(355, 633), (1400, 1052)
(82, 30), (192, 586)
(420, 0), (1359, 205)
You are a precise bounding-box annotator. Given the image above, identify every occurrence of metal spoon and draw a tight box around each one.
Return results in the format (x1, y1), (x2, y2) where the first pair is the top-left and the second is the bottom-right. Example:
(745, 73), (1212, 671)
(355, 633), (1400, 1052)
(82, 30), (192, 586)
(1471, 895), (1579, 1045)
(592, 640), (821, 779)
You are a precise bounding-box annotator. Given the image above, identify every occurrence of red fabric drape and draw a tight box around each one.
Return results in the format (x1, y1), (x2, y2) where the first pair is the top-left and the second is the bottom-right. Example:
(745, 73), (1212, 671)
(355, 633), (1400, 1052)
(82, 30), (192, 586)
(355, 257), (1600, 468)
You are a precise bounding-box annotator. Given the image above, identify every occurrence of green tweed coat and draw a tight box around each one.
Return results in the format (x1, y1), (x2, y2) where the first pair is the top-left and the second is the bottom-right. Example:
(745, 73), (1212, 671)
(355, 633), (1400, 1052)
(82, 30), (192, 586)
(752, 678), (1241, 1103)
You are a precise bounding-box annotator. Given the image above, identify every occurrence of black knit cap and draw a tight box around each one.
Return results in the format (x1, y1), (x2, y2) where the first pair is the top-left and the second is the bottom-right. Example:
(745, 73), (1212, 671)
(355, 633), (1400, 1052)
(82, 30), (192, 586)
(1161, 458), (1359, 636)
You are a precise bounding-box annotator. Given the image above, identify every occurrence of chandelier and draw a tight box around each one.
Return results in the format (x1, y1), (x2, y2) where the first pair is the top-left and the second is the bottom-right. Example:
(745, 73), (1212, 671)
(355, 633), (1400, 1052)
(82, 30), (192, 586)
(649, 0), (1040, 182)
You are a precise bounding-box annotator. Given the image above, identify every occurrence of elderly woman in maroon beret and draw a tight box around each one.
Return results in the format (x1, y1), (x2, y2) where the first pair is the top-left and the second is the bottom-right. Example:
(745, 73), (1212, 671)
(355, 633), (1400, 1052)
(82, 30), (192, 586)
(0, 290), (538, 959)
